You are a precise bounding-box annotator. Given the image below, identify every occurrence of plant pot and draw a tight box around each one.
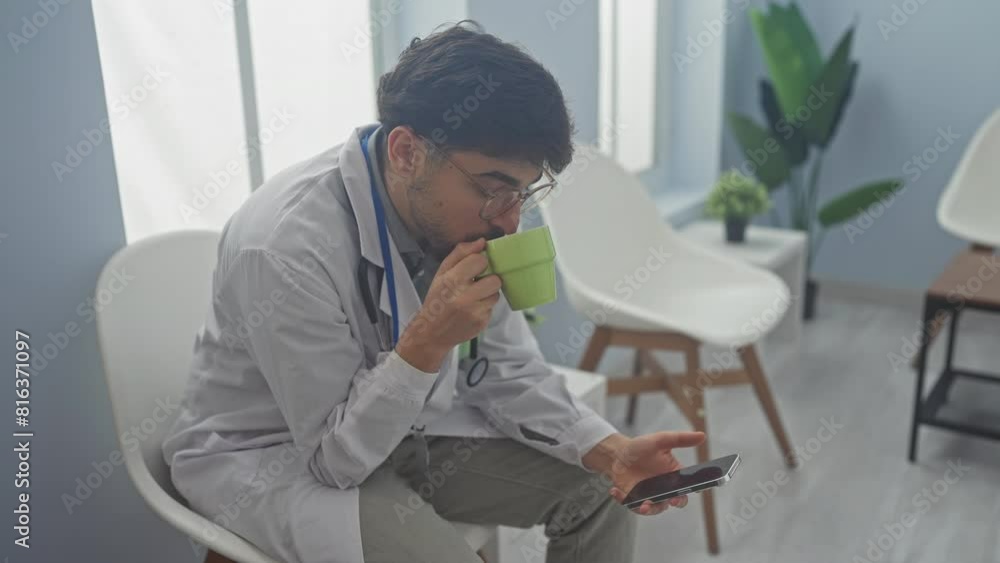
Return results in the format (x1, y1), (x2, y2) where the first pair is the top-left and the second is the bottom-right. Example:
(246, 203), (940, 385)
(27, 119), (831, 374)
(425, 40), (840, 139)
(803, 278), (818, 321)
(724, 217), (748, 243)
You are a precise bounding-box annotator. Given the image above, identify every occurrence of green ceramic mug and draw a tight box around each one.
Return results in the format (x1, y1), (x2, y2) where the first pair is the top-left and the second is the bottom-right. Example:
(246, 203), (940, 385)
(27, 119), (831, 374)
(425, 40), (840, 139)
(478, 225), (557, 311)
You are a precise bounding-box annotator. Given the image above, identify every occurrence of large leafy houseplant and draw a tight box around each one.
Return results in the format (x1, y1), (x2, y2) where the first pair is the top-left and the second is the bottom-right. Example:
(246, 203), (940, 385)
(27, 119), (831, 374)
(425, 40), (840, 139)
(728, 3), (903, 316)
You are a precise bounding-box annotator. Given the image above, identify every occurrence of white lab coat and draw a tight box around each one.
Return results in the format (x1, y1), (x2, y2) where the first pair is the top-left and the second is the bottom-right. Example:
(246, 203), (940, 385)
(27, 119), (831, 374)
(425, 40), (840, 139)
(162, 124), (618, 563)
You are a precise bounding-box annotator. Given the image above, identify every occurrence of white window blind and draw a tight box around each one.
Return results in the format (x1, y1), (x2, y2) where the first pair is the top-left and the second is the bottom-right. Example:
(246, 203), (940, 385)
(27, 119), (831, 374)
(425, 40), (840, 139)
(92, 1), (376, 242)
(246, 0), (376, 179)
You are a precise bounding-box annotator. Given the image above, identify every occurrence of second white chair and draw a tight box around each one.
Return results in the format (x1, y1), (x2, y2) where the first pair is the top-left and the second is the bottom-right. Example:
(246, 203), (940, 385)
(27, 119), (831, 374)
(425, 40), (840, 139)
(538, 146), (797, 554)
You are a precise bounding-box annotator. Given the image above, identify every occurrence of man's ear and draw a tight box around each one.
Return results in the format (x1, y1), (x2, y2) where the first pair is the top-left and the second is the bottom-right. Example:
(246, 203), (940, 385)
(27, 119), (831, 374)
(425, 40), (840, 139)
(385, 126), (425, 177)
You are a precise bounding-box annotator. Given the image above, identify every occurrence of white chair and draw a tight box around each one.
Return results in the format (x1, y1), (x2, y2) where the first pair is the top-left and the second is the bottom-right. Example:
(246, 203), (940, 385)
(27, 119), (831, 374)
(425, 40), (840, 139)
(538, 146), (797, 554)
(937, 107), (1000, 248)
(95, 230), (495, 562)
(96, 230), (278, 563)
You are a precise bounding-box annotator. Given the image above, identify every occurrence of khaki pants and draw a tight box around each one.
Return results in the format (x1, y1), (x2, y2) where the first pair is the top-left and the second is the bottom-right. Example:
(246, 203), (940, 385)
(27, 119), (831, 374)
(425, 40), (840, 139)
(359, 435), (637, 563)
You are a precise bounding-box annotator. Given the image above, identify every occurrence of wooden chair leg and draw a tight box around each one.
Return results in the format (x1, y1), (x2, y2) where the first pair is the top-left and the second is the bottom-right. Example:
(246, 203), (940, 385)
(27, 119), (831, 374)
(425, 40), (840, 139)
(684, 346), (719, 555)
(578, 326), (612, 372)
(204, 550), (236, 563)
(739, 345), (796, 468)
(625, 348), (642, 426)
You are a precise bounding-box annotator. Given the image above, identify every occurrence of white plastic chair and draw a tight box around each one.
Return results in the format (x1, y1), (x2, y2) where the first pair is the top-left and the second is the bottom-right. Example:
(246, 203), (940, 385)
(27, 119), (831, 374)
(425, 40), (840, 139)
(937, 106), (1000, 247)
(96, 230), (280, 563)
(538, 146), (797, 554)
(95, 230), (495, 562)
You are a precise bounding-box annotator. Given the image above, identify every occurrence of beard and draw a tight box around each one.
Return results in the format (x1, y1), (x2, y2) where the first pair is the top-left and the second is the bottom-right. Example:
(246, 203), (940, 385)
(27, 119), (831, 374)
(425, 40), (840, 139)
(415, 216), (505, 262)
(407, 177), (506, 262)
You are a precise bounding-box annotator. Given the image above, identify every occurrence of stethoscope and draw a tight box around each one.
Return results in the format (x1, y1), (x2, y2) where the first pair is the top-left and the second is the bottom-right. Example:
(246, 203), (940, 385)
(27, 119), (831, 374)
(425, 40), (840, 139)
(358, 129), (490, 387)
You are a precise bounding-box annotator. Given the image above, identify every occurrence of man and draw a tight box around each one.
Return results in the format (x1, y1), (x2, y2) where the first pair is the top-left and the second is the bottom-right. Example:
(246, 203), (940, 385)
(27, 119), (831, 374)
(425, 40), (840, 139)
(163, 22), (703, 563)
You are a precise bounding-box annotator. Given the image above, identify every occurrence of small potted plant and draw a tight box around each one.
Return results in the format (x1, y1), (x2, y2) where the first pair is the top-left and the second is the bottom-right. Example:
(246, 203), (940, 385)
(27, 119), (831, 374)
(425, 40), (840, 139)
(705, 169), (771, 243)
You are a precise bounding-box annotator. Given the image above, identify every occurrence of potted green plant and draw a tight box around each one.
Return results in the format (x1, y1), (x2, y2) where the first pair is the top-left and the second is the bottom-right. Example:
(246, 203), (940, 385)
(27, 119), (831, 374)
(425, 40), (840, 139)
(728, 2), (903, 318)
(705, 170), (771, 243)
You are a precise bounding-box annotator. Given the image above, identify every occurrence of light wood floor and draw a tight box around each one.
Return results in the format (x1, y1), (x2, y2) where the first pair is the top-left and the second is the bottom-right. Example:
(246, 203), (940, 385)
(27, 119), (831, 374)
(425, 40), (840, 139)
(504, 295), (1000, 563)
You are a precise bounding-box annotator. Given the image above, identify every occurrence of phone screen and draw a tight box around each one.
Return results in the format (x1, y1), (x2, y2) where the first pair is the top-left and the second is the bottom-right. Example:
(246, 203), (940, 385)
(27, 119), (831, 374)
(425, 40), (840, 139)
(622, 454), (739, 506)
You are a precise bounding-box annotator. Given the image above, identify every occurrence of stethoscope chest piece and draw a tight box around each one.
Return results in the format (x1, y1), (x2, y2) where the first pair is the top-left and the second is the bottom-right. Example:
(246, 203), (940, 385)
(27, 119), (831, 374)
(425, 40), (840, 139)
(466, 355), (489, 387)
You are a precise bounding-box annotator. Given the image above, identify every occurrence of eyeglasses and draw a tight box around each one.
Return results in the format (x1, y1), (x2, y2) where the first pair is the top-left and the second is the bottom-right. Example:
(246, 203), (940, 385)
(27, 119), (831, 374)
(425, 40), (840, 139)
(419, 137), (558, 221)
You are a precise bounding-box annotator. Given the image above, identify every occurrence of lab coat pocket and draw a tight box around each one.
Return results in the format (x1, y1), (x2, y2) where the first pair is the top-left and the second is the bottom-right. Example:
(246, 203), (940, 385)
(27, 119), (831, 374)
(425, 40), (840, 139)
(174, 446), (264, 520)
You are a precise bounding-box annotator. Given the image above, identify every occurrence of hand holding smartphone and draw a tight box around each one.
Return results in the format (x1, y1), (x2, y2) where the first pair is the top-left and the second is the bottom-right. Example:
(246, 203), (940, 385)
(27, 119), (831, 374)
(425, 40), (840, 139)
(621, 454), (741, 509)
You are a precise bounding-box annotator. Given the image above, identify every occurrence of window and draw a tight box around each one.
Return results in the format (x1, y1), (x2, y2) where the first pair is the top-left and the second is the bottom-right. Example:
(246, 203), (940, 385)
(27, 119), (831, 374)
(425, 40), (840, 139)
(596, 0), (728, 212)
(598, 0), (659, 173)
(92, 1), (377, 242)
(246, 1), (376, 178)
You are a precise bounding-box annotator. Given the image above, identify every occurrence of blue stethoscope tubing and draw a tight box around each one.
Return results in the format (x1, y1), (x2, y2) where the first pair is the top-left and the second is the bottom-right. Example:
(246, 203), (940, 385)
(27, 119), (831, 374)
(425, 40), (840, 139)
(359, 129), (488, 387)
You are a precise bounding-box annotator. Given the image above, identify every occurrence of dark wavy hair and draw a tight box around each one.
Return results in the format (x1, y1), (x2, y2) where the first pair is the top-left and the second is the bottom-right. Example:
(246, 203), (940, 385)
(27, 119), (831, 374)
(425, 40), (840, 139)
(376, 21), (575, 173)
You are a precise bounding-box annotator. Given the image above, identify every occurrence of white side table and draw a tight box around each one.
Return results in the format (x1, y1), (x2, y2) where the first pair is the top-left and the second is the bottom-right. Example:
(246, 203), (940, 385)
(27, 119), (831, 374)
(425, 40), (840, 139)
(554, 364), (608, 414)
(679, 221), (807, 345)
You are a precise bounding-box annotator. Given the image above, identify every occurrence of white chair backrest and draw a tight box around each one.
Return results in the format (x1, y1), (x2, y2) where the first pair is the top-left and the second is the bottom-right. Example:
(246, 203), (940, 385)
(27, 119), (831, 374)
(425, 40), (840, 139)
(96, 230), (220, 497)
(938, 107), (1000, 247)
(539, 145), (679, 292)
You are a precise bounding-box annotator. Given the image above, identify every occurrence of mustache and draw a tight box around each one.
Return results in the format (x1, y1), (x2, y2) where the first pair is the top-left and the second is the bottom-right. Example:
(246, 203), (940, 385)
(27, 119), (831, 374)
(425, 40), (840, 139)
(425, 228), (506, 261)
(464, 227), (506, 243)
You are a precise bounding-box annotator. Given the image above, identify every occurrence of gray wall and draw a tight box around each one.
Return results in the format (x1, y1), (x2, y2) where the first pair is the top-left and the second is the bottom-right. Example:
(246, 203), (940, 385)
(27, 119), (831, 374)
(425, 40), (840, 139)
(722, 0), (998, 291)
(1, 1), (198, 561)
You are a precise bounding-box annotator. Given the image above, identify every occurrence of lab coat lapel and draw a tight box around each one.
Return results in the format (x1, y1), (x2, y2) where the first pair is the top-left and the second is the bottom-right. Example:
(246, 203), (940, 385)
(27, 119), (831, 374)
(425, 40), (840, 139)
(340, 124), (422, 340)
(341, 124), (383, 268)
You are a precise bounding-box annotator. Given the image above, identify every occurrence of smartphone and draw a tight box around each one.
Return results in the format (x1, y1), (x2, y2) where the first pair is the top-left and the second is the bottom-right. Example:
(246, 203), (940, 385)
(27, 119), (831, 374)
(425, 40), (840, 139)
(621, 453), (741, 509)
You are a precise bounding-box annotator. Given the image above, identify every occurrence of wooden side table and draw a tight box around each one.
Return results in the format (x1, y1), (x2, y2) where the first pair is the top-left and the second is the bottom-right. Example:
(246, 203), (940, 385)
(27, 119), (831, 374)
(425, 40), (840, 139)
(679, 221), (807, 345)
(909, 247), (1000, 461)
